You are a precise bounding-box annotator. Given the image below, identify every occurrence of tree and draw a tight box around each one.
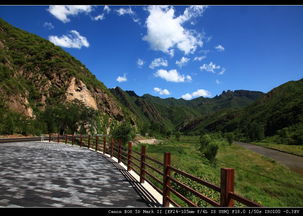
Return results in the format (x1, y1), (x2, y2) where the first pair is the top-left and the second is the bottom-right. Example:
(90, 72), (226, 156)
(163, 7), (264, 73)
(112, 122), (134, 146)
(39, 100), (98, 135)
(199, 134), (212, 153)
(225, 132), (234, 145)
(247, 122), (265, 141)
(199, 134), (219, 163)
(204, 143), (219, 163)
(140, 123), (149, 137)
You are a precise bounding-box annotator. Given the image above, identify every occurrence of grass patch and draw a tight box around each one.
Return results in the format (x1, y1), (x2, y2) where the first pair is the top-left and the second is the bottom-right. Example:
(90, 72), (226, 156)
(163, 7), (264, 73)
(252, 141), (303, 157)
(133, 136), (303, 207)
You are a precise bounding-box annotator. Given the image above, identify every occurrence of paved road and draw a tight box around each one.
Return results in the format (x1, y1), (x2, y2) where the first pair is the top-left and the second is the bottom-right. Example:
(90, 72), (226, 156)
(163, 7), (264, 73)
(235, 142), (303, 176)
(0, 141), (154, 207)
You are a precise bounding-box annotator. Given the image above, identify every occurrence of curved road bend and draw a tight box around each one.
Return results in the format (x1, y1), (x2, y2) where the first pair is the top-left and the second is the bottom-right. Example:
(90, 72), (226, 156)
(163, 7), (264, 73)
(0, 141), (154, 208)
(235, 141), (303, 176)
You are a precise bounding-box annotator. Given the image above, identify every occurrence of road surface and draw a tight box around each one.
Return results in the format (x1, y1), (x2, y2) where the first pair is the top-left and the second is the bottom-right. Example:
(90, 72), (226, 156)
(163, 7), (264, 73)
(0, 141), (155, 207)
(235, 141), (303, 176)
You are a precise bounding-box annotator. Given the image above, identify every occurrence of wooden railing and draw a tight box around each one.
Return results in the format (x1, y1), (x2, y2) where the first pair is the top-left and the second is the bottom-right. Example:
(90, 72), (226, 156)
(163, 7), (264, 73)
(47, 133), (262, 208)
(3, 134), (262, 207)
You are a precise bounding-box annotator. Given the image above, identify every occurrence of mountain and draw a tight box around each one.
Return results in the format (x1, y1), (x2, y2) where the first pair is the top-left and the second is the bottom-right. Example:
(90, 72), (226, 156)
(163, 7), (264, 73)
(180, 78), (303, 144)
(0, 18), (134, 135)
(3, 17), (297, 143)
(110, 87), (264, 133)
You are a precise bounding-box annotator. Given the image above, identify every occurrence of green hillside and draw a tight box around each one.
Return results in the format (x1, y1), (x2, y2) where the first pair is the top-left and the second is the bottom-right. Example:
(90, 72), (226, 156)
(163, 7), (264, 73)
(0, 18), (134, 135)
(181, 78), (303, 145)
(2, 16), (300, 146)
(110, 87), (264, 136)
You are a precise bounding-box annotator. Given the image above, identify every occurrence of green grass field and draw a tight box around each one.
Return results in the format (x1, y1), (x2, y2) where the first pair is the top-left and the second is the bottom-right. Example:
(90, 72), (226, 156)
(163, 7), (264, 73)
(133, 136), (303, 207)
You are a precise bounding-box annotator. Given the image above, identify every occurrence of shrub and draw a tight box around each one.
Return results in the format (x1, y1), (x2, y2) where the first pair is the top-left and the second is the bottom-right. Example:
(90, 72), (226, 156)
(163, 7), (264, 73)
(225, 132), (234, 145)
(199, 134), (219, 163)
(199, 134), (212, 152)
(204, 143), (219, 163)
(112, 122), (134, 146)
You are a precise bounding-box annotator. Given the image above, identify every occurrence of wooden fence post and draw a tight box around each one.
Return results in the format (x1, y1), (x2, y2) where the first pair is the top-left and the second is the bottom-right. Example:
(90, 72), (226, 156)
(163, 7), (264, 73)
(103, 137), (106, 154)
(111, 138), (114, 157)
(72, 134), (74, 145)
(95, 136), (98, 151)
(163, 152), (171, 207)
(49, 134), (51, 142)
(140, 146), (146, 183)
(127, 142), (132, 171)
(65, 135), (67, 144)
(80, 134), (82, 147)
(57, 134), (59, 143)
(220, 168), (234, 207)
(88, 135), (91, 149)
(118, 139), (122, 163)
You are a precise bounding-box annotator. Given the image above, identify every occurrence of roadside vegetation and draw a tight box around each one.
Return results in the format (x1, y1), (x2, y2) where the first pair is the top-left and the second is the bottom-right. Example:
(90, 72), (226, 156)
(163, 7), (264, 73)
(0, 98), (100, 136)
(252, 141), (303, 157)
(132, 134), (303, 207)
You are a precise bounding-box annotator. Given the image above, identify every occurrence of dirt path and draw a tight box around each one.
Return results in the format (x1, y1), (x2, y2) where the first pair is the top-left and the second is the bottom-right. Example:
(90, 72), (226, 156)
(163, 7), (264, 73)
(235, 141), (303, 176)
(136, 138), (161, 145)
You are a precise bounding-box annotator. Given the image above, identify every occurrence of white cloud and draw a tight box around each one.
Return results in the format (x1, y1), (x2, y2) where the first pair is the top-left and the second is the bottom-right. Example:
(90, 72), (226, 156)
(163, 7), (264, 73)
(115, 7), (140, 24)
(218, 68), (226, 75)
(43, 22), (54, 30)
(48, 5), (94, 23)
(116, 7), (134, 16)
(215, 44), (225, 52)
(154, 69), (192, 83)
(200, 62), (226, 75)
(49, 30), (89, 49)
(181, 93), (192, 100)
(168, 49), (174, 57)
(149, 58), (168, 69)
(186, 75), (192, 81)
(154, 87), (170, 95)
(192, 89), (211, 97)
(104, 5), (111, 13)
(93, 14), (104, 21)
(143, 5), (204, 55)
(178, 5), (208, 23)
(215, 79), (221, 84)
(193, 56), (206, 61)
(93, 5), (111, 21)
(181, 89), (211, 100)
(176, 57), (190, 68)
(137, 58), (144, 67)
(116, 74), (127, 82)
(200, 62), (221, 73)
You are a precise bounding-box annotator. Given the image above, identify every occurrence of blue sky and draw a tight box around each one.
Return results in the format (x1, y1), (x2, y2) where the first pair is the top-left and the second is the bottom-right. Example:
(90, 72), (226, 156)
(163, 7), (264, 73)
(1, 5), (303, 100)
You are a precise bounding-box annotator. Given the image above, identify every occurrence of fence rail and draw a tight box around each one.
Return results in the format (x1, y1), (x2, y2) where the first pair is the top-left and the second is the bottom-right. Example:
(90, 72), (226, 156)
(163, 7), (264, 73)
(1, 134), (262, 208)
(0, 137), (45, 143)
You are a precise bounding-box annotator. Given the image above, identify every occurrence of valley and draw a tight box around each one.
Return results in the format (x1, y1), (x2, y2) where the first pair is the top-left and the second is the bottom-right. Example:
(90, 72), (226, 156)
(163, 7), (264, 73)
(0, 16), (302, 207)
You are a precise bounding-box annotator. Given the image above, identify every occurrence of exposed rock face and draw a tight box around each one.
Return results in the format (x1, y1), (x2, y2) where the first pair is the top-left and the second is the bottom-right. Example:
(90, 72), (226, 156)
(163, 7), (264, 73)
(0, 18), (131, 130)
(93, 87), (124, 121)
(66, 77), (98, 110)
(65, 77), (124, 121)
(7, 94), (34, 118)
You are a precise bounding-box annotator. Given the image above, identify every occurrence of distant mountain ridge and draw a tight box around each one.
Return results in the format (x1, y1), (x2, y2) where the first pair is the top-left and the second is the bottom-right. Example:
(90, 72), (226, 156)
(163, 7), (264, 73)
(180, 78), (303, 144)
(110, 87), (264, 131)
(1, 17), (301, 144)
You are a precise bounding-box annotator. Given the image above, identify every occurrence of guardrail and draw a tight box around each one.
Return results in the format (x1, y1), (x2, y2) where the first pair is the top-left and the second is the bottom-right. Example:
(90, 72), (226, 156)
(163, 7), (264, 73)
(0, 137), (43, 143)
(1, 134), (262, 207)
